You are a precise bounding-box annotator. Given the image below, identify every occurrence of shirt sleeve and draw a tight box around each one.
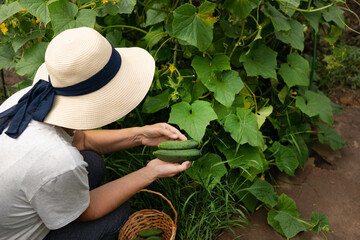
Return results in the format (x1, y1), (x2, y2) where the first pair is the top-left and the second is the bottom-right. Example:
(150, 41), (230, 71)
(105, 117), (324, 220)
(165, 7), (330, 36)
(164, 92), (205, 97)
(30, 164), (90, 230)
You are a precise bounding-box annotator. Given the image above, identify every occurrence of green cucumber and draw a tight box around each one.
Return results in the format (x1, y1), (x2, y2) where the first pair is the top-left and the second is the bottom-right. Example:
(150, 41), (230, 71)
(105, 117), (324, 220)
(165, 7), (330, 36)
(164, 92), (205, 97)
(137, 228), (163, 237)
(145, 237), (163, 240)
(154, 149), (201, 162)
(158, 139), (199, 150)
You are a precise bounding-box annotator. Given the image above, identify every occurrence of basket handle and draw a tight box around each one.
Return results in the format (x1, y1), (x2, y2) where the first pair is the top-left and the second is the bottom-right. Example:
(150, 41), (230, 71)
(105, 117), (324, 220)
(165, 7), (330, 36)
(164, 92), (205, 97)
(138, 189), (178, 226)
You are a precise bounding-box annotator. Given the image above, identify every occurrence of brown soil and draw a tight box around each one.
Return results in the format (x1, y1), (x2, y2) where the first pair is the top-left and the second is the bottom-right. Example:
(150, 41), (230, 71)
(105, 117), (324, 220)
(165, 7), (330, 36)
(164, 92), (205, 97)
(219, 91), (360, 239)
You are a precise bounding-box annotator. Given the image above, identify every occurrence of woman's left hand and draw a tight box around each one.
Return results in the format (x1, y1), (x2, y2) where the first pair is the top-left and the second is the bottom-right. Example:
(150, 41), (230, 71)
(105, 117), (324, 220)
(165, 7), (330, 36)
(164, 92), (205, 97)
(139, 123), (187, 147)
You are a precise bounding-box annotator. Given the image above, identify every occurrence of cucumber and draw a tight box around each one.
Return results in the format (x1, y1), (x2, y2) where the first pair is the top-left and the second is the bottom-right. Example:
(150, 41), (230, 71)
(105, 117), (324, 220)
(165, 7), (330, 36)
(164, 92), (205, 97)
(146, 237), (163, 240)
(158, 139), (199, 150)
(154, 149), (201, 162)
(137, 228), (163, 237)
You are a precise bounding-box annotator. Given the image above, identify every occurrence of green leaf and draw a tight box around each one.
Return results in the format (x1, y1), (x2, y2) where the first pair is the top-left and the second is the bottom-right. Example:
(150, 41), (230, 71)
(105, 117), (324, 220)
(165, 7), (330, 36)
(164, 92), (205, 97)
(247, 178), (278, 207)
(19, 0), (55, 24)
(144, 24), (166, 50)
(223, 0), (258, 19)
(12, 30), (44, 52)
(145, 0), (168, 27)
(186, 153), (227, 190)
(265, 3), (291, 32)
(256, 105), (273, 129)
(222, 144), (267, 180)
(48, 0), (97, 35)
(0, 42), (15, 70)
(277, 193), (301, 218)
(97, 0), (136, 16)
(322, 5), (345, 29)
(224, 108), (264, 147)
(268, 209), (285, 236)
(302, 11), (321, 33)
(168, 100), (217, 141)
(324, 25), (343, 45)
(15, 42), (48, 79)
(142, 89), (170, 114)
(172, 2), (217, 51)
(192, 54), (242, 107)
(275, 19), (304, 51)
(270, 141), (299, 176)
(318, 122), (345, 150)
(239, 42), (278, 79)
(274, 211), (307, 238)
(106, 30), (127, 48)
(0, 1), (23, 23)
(213, 95), (245, 121)
(296, 91), (334, 125)
(311, 212), (331, 233)
(279, 53), (310, 88)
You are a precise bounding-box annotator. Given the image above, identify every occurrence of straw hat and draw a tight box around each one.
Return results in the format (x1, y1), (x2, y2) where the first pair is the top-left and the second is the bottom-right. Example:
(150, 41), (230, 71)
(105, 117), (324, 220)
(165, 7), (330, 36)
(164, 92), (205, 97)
(32, 27), (155, 130)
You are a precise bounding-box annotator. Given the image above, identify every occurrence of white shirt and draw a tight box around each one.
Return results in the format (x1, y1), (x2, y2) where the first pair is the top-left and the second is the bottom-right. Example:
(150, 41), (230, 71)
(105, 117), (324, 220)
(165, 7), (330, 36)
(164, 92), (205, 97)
(0, 88), (90, 240)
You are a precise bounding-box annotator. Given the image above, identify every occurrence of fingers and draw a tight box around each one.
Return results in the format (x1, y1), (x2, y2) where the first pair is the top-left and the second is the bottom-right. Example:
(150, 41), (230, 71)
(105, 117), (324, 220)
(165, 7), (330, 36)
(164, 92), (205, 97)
(161, 123), (187, 141)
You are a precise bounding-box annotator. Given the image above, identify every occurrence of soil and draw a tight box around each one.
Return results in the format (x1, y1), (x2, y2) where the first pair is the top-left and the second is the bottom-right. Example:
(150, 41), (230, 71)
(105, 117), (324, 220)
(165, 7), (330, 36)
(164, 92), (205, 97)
(219, 90), (360, 240)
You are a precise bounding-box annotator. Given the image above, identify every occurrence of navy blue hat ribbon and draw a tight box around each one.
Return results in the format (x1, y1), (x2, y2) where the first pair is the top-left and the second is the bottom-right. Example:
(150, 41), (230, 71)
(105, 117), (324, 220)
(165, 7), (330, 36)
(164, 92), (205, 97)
(0, 46), (121, 139)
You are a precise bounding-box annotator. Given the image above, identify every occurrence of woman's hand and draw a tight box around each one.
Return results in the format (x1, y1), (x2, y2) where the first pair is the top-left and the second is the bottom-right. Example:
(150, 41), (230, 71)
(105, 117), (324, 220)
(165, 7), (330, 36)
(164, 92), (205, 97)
(138, 123), (187, 147)
(145, 158), (191, 179)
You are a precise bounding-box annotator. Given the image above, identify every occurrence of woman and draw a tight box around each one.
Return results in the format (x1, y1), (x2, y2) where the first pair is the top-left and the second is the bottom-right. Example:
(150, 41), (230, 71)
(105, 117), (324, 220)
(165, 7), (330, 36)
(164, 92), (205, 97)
(0, 27), (191, 240)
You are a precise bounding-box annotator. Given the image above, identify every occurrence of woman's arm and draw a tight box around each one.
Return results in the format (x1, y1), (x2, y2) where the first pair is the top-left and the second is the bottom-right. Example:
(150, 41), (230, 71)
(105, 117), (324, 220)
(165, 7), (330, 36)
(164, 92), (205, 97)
(77, 159), (191, 221)
(72, 123), (186, 155)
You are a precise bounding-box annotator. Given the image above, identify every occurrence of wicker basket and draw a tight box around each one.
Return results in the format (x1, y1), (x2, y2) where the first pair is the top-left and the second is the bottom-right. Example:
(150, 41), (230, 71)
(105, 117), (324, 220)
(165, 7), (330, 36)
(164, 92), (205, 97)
(118, 189), (177, 240)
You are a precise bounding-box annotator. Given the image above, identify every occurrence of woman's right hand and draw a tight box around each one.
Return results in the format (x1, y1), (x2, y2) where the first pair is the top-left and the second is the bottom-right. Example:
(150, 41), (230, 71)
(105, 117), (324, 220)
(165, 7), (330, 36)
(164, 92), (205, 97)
(145, 158), (191, 179)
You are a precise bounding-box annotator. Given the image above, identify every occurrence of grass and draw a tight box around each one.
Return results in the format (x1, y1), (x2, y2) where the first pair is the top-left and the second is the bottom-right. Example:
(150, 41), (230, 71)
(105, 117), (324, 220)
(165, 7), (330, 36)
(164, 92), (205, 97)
(103, 146), (249, 240)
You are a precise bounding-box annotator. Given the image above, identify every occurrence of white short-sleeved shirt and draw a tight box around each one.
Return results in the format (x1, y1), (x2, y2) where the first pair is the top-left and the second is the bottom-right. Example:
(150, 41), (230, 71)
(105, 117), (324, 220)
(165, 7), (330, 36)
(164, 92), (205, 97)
(0, 88), (90, 240)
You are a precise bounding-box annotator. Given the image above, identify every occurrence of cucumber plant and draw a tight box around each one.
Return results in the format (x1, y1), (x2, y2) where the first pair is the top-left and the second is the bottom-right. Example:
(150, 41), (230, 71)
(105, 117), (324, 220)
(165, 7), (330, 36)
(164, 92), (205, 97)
(1, 0), (356, 238)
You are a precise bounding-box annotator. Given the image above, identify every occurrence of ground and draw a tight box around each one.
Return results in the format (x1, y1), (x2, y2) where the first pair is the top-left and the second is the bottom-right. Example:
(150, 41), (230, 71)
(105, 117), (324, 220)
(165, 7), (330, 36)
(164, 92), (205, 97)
(219, 89), (360, 240)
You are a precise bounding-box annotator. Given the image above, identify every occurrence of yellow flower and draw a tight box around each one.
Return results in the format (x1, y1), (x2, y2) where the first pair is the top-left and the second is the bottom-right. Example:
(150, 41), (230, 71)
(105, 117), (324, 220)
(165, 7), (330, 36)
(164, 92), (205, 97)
(36, 18), (41, 23)
(169, 64), (176, 77)
(103, 0), (109, 3)
(0, 23), (8, 35)
(19, 9), (27, 13)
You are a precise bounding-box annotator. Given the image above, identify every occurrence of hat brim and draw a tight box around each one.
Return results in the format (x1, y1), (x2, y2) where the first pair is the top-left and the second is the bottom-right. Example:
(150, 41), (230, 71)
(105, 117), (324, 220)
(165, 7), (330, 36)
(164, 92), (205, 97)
(33, 47), (155, 130)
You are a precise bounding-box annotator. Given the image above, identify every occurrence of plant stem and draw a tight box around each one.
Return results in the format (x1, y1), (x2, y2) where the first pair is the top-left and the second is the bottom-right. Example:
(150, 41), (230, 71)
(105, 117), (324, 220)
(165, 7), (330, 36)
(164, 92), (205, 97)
(1, 69), (7, 98)
(104, 25), (148, 34)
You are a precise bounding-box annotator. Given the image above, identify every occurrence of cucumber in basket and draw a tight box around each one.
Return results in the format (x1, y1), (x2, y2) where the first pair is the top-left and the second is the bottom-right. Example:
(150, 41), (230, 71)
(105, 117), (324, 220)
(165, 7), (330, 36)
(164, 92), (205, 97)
(137, 228), (163, 237)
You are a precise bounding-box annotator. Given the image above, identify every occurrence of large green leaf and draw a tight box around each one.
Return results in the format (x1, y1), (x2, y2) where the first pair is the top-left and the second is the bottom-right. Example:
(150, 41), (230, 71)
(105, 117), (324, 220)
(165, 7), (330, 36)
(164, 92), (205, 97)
(277, 193), (301, 217)
(274, 211), (308, 238)
(15, 42), (48, 79)
(247, 178), (278, 207)
(224, 108), (264, 147)
(302, 11), (321, 33)
(296, 91), (334, 125)
(19, 0), (55, 24)
(142, 89), (170, 114)
(0, 42), (15, 70)
(0, 1), (23, 23)
(11, 30), (44, 52)
(96, 0), (136, 16)
(311, 212), (330, 233)
(172, 2), (217, 52)
(145, 0), (168, 27)
(265, 3), (291, 32)
(168, 100), (217, 141)
(275, 19), (304, 51)
(239, 42), (278, 79)
(322, 5), (345, 29)
(223, 0), (258, 19)
(317, 122), (345, 150)
(269, 141), (299, 176)
(48, 0), (97, 35)
(192, 54), (243, 107)
(256, 105), (273, 129)
(279, 53), (310, 88)
(222, 144), (267, 180)
(186, 153), (227, 190)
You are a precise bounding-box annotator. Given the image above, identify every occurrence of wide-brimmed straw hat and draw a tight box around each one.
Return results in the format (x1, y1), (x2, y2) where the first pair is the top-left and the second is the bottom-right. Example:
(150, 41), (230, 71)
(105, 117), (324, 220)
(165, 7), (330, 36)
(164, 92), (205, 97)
(32, 27), (155, 130)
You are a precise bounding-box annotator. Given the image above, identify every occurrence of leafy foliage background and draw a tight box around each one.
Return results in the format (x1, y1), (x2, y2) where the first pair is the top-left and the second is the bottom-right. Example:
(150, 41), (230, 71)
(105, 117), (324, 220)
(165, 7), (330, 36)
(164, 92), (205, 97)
(0, 0), (352, 238)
